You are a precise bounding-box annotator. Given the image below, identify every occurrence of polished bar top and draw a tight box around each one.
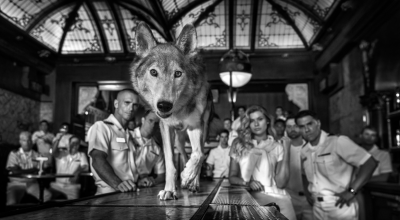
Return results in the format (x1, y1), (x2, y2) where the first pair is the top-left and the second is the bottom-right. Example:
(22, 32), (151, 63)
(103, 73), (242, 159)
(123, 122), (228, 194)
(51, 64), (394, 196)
(71, 180), (217, 207)
(1, 179), (287, 220)
(8, 173), (74, 179)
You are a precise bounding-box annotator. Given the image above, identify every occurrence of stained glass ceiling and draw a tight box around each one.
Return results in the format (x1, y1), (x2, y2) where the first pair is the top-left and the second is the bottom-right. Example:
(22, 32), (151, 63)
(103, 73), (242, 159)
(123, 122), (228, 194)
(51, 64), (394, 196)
(0, 0), (340, 55)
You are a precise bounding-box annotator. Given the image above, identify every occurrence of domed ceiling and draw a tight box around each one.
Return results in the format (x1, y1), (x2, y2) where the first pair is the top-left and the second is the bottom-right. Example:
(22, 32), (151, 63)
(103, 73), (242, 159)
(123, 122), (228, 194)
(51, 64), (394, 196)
(0, 0), (340, 55)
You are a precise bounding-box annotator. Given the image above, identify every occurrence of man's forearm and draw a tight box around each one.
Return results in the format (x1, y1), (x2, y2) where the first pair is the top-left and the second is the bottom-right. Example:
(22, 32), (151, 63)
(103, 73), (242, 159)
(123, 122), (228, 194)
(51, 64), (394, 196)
(351, 157), (378, 191)
(92, 158), (122, 189)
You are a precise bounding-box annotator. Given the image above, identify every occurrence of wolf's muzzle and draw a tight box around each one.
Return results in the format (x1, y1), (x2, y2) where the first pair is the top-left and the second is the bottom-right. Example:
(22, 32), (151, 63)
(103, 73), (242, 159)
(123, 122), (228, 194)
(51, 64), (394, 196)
(157, 101), (173, 113)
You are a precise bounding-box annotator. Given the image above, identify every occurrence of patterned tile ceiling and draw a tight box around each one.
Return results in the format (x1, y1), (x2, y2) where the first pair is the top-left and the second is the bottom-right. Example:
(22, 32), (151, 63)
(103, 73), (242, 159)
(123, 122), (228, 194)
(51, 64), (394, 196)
(0, 0), (339, 54)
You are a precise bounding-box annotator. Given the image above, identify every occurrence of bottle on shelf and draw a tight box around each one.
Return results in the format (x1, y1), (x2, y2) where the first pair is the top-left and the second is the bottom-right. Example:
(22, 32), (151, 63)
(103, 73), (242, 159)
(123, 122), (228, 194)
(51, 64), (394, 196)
(395, 87), (400, 110)
(396, 129), (400, 147)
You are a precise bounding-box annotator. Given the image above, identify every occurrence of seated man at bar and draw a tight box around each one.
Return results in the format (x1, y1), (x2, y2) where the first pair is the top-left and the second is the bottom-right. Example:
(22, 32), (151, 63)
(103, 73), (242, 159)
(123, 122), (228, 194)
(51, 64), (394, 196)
(50, 134), (88, 199)
(296, 110), (377, 220)
(133, 110), (165, 187)
(88, 89), (140, 194)
(6, 131), (51, 205)
(360, 125), (393, 182)
(206, 129), (231, 178)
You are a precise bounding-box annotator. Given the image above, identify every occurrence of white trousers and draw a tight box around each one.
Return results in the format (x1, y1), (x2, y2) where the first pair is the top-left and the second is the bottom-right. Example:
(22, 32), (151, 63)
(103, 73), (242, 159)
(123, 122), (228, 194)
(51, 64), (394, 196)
(287, 190), (313, 220)
(313, 195), (358, 220)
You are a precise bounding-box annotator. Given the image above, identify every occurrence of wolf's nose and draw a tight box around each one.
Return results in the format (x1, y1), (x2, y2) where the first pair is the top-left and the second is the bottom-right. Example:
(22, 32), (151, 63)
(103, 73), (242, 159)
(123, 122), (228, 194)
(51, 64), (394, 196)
(157, 101), (173, 113)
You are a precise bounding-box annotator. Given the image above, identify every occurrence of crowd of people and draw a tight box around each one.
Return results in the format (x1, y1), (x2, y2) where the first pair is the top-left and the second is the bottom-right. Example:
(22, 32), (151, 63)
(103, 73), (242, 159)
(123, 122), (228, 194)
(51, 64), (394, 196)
(209, 106), (392, 220)
(5, 89), (394, 220)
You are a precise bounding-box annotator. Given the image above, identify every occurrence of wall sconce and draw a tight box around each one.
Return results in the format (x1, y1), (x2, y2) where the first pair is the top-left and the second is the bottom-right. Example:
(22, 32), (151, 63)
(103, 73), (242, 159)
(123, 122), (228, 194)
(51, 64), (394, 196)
(219, 49), (252, 88)
(219, 49), (252, 120)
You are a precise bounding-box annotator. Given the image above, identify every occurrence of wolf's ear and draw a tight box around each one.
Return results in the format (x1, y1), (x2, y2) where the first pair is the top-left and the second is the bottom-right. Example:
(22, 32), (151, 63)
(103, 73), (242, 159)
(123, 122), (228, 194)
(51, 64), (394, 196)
(135, 22), (157, 57)
(175, 24), (197, 55)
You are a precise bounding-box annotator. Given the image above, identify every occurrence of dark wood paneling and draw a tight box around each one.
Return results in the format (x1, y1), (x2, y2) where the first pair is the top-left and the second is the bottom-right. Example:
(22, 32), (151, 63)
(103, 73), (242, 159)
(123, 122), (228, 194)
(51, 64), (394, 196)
(0, 55), (43, 101)
(204, 52), (314, 81)
(374, 11), (400, 91)
(54, 64), (131, 129)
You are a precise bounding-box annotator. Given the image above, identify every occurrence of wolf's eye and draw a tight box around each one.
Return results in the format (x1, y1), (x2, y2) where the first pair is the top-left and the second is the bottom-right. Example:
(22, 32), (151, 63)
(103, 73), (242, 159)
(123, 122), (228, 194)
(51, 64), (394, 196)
(150, 69), (158, 77)
(174, 71), (182, 78)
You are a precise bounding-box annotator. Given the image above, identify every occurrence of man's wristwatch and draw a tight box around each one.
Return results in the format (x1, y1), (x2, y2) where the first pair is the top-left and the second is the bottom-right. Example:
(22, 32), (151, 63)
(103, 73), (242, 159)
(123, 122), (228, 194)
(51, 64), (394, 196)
(348, 187), (357, 195)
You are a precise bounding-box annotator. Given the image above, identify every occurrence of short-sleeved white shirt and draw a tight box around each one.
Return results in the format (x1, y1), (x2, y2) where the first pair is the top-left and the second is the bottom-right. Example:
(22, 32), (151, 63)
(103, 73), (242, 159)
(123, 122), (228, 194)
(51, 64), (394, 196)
(286, 141), (306, 194)
(88, 114), (139, 189)
(6, 148), (40, 183)
(206, 145), (231, 178)
(301, 130), (371, 196)
(55, 152), (89, 184)
(132, 127), (165, 176)
(238, 136), (284, 188)
(369, 145), (393, 176)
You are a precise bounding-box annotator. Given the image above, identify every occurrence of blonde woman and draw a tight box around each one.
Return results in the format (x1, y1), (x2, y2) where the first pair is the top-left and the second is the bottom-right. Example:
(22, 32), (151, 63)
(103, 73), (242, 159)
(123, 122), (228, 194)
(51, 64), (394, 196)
(229, 105), (296, 220)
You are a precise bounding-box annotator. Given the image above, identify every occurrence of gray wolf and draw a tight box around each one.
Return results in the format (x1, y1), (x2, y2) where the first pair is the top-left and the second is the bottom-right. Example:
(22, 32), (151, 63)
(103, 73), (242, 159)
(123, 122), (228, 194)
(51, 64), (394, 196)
(130, 22), (212, 200)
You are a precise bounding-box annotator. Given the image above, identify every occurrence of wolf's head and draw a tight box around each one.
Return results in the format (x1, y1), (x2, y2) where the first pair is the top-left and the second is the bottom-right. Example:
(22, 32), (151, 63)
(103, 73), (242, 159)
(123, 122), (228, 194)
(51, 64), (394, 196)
(130, 22), (206, 119)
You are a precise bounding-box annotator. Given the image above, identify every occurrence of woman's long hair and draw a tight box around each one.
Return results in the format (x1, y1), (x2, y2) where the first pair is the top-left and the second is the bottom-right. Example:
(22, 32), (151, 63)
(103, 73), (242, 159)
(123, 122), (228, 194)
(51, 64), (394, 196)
(230, 112), (252, 161)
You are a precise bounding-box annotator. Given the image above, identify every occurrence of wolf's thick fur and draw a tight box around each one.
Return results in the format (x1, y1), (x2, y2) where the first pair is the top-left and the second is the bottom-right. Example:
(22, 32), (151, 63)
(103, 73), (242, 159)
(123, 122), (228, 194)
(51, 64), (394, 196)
(130, 22), (212, 200)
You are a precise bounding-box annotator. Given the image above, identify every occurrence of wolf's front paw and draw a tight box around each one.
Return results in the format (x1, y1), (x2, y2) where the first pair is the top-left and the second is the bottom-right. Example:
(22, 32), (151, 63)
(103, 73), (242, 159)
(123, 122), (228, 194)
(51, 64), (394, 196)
(158, 190), (178, 200)
(187, 176), (200, 192)
(181, 158), (203, 188)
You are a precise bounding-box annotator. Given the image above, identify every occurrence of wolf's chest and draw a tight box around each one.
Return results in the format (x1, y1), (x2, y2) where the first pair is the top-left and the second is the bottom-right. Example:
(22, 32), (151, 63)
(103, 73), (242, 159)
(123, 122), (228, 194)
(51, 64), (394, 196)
(162, 110), (202, 131)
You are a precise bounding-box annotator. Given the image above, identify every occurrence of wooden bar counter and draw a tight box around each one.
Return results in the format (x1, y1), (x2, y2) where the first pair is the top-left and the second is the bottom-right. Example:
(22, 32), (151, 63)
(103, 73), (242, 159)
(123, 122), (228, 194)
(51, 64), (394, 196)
(0, 179), (287, 220)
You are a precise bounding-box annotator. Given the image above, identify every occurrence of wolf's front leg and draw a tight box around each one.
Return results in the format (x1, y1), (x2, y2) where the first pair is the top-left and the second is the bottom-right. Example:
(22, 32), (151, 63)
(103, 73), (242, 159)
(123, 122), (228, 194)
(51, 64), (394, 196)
(158, 122), (178, 200)
(181, 128), (205, 192)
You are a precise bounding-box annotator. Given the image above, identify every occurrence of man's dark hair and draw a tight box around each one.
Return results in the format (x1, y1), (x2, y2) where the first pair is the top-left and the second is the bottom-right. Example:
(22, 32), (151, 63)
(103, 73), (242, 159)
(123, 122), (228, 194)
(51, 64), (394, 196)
(361, 125), (378, 134)
(274, 119), (286, 126)
(219, 129), (229, 136)
(286, 115), (296, 122)
(237, 106), (246, 111)
(275, 106), (283, 110)
(40, 120), (49, 126)
(223, 118), (232, 123)
(143, 109), (154, 118)
(295, 110), (319, 124)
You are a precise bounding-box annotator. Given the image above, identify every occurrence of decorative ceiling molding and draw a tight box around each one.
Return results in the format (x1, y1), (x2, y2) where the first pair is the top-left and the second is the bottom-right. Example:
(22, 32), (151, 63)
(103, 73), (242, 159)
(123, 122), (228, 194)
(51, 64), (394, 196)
(0, 0), (343, 54)
(26, 0), (71, 33)
(108, 1), (128, 53)
(250, 0), (260, 52)
(278, 0), (324, 25)
(58, 0), (84, 54)
(86, 0), (109, 54)
(193, 0), (224, 27)
(148, 0), (174, 41)
(266, 0), (309, 49)
(168, 0), (210, 30)
(116, 1), (168, 41)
